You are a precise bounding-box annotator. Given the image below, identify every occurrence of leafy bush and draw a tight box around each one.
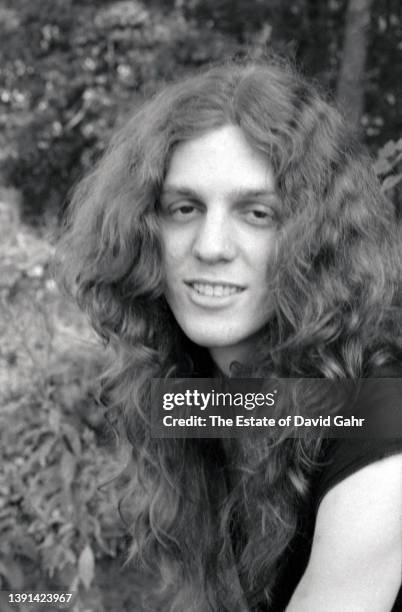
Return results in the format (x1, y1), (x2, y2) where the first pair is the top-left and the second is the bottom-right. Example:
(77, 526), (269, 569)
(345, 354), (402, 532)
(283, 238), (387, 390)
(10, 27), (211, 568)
(373, 137), (402, 214)
(0, 207), (133, 611)
(0, 0), (239, 221)
(1, 1), (400, 222)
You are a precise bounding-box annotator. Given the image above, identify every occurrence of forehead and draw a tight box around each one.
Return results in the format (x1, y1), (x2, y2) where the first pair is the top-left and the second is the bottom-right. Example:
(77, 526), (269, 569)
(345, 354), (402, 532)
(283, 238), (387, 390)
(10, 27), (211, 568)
(163, 125), (275, 196)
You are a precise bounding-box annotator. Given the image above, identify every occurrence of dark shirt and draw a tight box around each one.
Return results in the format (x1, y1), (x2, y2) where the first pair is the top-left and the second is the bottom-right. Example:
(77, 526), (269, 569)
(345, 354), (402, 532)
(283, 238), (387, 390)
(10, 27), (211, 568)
(269, 436), (402, 611)
(190, 349), (402, 610)
(268, 369), (402, 612)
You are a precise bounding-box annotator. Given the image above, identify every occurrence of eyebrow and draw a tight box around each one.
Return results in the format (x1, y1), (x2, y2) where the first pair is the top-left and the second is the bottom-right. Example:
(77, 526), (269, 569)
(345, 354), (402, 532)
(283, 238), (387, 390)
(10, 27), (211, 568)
(160, 185), (277, 201)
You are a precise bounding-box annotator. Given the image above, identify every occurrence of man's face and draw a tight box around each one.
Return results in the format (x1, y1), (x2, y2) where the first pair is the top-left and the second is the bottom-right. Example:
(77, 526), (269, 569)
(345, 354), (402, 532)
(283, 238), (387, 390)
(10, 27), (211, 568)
(159, 125), (279, 369)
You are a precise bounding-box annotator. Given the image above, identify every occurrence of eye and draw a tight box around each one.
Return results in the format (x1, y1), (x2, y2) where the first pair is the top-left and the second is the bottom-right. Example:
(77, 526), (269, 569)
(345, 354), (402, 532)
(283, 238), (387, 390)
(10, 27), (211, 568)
(165, 201), (201, 221)
(243, 206), (276, 227)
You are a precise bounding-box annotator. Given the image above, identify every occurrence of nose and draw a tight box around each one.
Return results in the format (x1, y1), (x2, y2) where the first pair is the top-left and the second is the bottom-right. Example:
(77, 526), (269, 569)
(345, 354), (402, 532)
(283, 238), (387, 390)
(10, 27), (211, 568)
(192, 206), (236, 263)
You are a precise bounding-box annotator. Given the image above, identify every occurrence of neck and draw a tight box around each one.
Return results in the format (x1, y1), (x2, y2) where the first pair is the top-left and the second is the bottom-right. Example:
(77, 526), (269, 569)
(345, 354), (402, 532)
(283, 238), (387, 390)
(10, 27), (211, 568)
(209, 343), (251, 377)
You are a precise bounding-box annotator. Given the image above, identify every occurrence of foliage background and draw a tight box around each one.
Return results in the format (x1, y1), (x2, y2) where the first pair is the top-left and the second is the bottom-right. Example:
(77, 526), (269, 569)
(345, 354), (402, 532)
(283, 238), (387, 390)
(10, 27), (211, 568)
(0, 1), (401, 610)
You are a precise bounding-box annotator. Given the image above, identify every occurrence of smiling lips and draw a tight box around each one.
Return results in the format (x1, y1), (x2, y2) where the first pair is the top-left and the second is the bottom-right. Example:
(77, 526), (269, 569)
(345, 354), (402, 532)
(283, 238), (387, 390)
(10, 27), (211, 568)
(186, 281), (245, 297)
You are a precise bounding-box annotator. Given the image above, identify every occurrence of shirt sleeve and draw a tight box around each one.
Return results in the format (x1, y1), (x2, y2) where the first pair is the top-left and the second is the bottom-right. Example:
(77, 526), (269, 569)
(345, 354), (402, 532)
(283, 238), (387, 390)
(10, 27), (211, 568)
(313, 376), (402, 512)
(314, 438), (402, 512)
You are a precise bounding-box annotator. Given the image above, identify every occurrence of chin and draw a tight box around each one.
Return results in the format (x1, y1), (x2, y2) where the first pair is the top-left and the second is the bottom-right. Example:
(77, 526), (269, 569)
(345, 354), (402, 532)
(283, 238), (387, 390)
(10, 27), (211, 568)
(182, 327), (244, 350)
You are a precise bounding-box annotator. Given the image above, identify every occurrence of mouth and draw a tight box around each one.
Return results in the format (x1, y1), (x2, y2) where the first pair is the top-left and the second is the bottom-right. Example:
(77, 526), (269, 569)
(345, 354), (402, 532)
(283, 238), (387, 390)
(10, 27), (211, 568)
(185, 281), (245, 297)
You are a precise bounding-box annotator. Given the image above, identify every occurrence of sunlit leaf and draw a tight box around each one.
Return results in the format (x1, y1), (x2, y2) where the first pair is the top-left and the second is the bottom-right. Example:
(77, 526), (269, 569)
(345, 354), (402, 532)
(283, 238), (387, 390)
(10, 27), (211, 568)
(381, 173), (402, 192)
(78, 543), (95, 590)
(60, 450), (77, 488)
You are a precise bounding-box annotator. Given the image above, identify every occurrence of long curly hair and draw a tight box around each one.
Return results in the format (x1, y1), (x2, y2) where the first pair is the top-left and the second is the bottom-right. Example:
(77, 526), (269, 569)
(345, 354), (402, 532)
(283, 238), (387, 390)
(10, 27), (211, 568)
(56, 57), (402, 611)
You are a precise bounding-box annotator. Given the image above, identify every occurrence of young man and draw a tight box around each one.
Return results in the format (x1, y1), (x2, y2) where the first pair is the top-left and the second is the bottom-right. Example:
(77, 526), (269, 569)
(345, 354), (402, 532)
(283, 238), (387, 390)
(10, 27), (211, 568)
(58, 59), (402, 611)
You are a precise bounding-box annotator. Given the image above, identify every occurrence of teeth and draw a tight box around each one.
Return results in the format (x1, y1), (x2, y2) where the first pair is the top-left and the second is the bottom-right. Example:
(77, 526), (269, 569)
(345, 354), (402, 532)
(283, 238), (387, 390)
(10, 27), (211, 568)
(192, 283), (242, 297)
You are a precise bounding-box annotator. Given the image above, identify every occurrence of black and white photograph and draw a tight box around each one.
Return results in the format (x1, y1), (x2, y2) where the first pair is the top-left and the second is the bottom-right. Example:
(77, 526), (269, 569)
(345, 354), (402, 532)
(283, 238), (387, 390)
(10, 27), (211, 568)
(1, 1), (401, 611)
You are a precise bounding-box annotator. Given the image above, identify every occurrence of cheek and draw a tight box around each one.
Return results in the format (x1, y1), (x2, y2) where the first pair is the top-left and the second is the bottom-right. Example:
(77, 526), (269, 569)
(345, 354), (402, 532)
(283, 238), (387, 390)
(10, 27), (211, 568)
(246, 245), (275, 313)
(242, 228), (276, 271)
(161, 235), (180, 277)
(161, 228), (191, 269)
(161, 239), (188, 304)
(250, 246), (273, 282)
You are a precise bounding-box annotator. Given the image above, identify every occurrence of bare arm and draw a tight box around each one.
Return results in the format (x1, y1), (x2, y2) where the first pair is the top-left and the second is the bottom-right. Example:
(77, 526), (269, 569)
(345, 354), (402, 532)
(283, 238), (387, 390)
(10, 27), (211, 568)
(286, 453), (402, 612)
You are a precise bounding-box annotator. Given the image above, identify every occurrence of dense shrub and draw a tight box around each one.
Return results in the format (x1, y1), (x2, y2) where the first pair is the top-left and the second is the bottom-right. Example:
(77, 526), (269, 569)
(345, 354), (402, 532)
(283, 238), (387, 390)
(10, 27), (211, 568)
(1, 0), (401, 221)
(0, 0), (239, 221)
(374, 137), (402, 215)
(0, 208), (131, 611)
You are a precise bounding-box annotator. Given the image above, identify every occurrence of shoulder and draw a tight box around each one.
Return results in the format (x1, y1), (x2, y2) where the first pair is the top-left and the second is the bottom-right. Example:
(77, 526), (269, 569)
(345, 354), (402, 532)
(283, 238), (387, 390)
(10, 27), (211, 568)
(313, 372), (402, 540)
(314, 453), (402, 558)
(312, 454), (402, 590)
(287, 454), (402, 610)
(314, 372), (402, 508)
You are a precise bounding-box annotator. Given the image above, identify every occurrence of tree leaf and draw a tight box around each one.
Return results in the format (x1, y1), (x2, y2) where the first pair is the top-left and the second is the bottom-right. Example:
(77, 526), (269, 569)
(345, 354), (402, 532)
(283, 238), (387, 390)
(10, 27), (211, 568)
(381, 173), (402, 192)
(63, 423), (82, 456)
(380, 140), (397, 158)
(60, 450), (76, 488)
(78, 544), (95, 590)
(36, 435), (57, 467)
(373, 156), (391, 176)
